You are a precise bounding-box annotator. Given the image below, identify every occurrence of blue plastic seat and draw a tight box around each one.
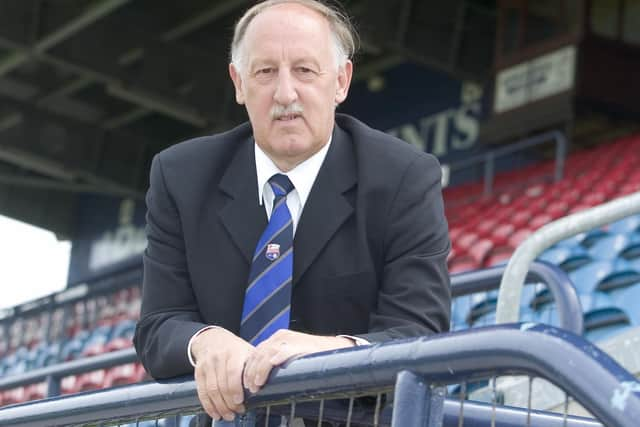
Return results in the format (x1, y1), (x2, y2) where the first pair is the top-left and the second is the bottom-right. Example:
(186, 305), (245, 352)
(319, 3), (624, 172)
(588, 233), (640, 261)
(608, 214), (640, 233)
(569, 259), (639, 295)
(451, 294), (473, 330)
(608, 283), (640, 326)
(583, 307), (631, 342)
(539, 246), (592, 271)
(112, 319), (137, 340)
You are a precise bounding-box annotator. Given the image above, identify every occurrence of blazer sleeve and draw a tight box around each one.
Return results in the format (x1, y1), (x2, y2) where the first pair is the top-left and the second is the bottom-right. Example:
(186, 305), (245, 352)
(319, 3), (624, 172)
(133, 153), (208, 379)
(359, 153), (451, 342)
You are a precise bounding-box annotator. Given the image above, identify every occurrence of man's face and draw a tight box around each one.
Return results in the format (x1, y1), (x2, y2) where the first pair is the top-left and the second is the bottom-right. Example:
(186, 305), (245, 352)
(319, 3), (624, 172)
(229, 3), (353, 171)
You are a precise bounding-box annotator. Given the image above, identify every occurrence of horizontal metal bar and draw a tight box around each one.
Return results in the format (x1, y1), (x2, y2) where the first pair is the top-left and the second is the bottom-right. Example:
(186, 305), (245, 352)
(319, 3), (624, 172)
(0, 325), (637, 427)
(451, 261), (583, 334)
(0, 348), (137, 391)
(448, 130), (566, 171)
(498, 191), (640, 324)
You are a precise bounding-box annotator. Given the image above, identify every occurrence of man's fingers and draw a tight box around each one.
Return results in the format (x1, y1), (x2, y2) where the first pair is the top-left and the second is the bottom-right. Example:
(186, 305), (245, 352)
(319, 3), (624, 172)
(195, 367), (220, 420)
(214, 356), (237, 421)
(269, 344), (301, 365)
(227, 357), (246, 406)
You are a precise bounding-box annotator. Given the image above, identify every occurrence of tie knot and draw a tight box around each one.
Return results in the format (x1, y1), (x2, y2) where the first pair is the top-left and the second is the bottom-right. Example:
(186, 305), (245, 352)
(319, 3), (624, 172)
(269, 174), (294, 197)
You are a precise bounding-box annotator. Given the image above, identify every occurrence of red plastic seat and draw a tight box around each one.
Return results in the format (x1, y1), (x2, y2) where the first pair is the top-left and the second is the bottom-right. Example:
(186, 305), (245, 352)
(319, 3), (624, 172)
(468, 239), (494, 265)
(510, 211), (532, 229)
(456, 232), (479, 251)
(74, 369), (107, 392)
(509, 229), (533, 247)
(490, 224), (515, 246)
(105, 362), (146, 387)
(24, 383), (46, 401)
(82, 343), (108, 357)
(105, 337), (133, 352)
(546, 200), (569, 220)
(476, 219), (499, 237)
(485, 245), (514, 267)
(530, 213), (553, 229)
(448, 256), (479, 274)
(60, 375), (78, 395)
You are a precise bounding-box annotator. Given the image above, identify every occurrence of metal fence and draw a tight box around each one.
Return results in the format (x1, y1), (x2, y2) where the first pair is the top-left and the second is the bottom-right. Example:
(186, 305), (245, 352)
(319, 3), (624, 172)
(497, 190), (640, 324)
(447, 130), (567, 197)
(1, 324), (639, 427)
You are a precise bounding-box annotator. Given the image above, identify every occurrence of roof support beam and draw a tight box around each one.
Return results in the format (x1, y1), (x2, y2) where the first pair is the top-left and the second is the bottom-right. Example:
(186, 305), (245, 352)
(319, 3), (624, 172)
(0, 0), (132, 78)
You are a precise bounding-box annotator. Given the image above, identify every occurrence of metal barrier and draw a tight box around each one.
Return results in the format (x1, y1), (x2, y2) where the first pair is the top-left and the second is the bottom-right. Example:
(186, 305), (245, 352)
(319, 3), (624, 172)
(0, 260), (581, 402)
(0, 348), (137, 397)
(452, 260), (583, 334)
(448, 130), (567, 197)
(1, 324), (639, 427)
(497, 191), (640, 324)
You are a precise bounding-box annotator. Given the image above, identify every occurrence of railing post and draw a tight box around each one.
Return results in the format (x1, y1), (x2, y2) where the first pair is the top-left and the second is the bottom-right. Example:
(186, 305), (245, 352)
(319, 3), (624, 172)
(483, 152), (495, 197)
(392, 371), (444, 427)
(554, 131), (567, 182)
(45, 374), (60, 398)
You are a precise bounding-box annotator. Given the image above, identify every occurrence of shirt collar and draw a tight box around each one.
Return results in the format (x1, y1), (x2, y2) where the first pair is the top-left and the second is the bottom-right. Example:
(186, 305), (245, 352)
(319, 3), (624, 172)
(255, 136), (332, 207)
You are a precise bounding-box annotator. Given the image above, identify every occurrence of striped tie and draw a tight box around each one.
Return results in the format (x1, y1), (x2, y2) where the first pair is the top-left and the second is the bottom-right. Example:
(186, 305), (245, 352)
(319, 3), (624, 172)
(240, 174), (295, 345)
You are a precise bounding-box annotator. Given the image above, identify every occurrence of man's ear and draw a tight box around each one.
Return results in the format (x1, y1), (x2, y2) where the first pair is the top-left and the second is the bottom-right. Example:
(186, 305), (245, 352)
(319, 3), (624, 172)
(335, 60), (353, 105)
(229, 63), (245, 105)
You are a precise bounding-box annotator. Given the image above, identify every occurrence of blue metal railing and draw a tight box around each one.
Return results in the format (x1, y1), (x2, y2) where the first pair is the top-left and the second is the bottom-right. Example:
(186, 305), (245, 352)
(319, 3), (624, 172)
(447, 130), (568, 196)
(451, 260), (584, 334)
(0, 261), (582, 403)
(0, 348), (137, 397)
(1, 324), (638, 427)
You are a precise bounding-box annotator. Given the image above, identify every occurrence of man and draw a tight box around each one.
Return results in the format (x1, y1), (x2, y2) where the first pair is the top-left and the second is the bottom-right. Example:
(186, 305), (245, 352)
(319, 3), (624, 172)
(133, 0), (451, 424)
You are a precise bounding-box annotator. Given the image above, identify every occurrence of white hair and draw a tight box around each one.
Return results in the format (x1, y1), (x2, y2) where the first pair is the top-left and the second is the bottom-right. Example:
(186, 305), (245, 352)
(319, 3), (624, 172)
(230, 0), (357, 75)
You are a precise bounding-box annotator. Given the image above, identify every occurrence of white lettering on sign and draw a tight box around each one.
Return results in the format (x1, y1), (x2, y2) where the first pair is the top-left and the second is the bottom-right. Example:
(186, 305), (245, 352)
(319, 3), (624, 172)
(88, 198), (147, 271)
(494, 45), (576, 114)
(387, 101), (481, 158)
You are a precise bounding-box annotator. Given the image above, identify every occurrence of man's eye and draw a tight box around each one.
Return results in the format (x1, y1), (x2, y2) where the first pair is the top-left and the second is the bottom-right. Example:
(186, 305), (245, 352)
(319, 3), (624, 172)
(297, 67), (314, 74)
(257, 68), (274, 75)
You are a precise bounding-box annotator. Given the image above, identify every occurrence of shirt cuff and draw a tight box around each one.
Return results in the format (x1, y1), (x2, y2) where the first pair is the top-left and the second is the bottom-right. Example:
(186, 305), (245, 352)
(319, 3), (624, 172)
(187, 325), (219, 367)
(337, 334), (370, 346)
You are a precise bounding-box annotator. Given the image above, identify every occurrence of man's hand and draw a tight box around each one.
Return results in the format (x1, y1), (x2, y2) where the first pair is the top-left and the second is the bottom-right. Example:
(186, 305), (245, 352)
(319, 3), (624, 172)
(243, 330), (355, 393)
(191, 328), (254, 421)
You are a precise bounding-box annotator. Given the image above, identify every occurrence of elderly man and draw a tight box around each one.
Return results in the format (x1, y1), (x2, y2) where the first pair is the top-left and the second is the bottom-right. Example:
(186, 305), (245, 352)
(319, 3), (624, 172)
(133, 0), (451, 424)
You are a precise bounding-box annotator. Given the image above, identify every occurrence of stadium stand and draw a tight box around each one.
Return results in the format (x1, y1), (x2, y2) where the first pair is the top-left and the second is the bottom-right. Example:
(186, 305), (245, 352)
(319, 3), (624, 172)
(0, 132), (639, 427)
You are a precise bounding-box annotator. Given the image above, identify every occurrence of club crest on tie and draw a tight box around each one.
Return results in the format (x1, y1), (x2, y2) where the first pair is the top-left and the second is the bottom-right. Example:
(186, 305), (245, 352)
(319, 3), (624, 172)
(265, 243), (281, 261)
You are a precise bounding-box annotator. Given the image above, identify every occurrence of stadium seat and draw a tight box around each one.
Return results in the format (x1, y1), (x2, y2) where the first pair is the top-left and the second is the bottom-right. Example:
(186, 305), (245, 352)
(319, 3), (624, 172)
(489, 224), (515, 246)
(538, 246), (591, 272)
(105, 362), (145, 387)
(530, 213), (553, 230)
(607, 283), (640, 326)
(456, 232), (480, 251)
(485, 245), (513, 267)
(74, 369), (107, 392)
(24, 382), (46, 401)
(508, 228), (533, 247)
(583, 307), (631, 342)
(570, 259), (640, 295)
(448, 255), (480, 274)
(587, 232), (640, 261)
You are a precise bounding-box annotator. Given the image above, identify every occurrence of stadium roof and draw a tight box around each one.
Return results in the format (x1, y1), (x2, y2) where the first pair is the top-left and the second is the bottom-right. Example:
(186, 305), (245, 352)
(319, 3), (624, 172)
(0, 0), (496, 237)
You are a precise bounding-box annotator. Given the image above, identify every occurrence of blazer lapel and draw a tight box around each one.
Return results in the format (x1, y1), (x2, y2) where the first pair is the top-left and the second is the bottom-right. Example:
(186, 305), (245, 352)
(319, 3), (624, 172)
(218, 137), (268, 263)
(293, 124), (357, 285)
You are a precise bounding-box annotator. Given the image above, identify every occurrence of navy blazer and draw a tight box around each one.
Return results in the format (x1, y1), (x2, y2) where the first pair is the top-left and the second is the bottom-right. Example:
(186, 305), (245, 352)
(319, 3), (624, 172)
(134, 114), (451, 379)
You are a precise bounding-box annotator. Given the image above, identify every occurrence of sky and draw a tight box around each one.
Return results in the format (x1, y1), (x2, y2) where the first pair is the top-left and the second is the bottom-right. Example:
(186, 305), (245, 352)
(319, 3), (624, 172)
(0, 215), (70, 310)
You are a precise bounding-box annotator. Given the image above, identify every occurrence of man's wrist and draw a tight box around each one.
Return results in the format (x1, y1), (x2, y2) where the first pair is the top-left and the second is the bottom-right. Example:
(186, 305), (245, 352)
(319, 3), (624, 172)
(336, 334), (370, 347)
(187, 326), (220, 367)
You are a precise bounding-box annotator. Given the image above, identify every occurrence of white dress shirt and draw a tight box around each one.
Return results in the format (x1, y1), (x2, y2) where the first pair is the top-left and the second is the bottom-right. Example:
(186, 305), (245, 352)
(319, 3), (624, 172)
(254, 136), (331, 232)
(187, 137), (368, 367)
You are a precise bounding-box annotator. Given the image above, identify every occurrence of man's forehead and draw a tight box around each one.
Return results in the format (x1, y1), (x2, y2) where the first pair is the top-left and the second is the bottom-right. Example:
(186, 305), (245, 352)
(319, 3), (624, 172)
(243, 2), (331, 43)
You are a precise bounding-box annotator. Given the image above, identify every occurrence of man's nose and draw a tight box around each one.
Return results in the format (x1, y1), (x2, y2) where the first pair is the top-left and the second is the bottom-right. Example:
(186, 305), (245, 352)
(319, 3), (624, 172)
(273, 70), (298, 106)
